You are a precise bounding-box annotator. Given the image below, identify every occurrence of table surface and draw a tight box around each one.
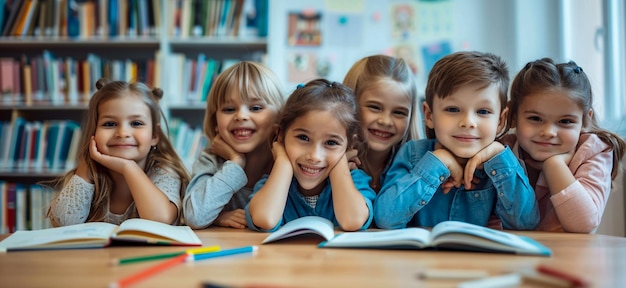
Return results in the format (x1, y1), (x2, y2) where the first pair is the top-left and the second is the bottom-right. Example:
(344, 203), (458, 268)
(1, 228), (625, 288)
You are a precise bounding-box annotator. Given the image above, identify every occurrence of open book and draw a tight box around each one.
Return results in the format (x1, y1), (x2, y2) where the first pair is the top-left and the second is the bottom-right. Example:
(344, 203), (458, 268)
(262, 216), (335, 244)
(0, 218), (202, 252)
(319, 220), (551, 256)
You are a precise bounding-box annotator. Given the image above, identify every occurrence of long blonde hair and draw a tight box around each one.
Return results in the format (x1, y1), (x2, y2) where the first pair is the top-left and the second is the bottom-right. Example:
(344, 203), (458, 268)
(46, 79), (190, 223)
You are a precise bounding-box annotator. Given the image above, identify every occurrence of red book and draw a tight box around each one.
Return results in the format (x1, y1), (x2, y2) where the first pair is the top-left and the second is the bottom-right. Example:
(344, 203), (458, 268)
(6, 183), (17, 233)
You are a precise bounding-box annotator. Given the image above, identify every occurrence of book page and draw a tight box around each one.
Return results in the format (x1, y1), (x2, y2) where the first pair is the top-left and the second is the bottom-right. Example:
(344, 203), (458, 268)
(114, 219), (201, 245)
(262, 216), (335, 244)
(0, 222), (117, 251)
(430, 221), (538, 252)
(322, 228), (431, 249)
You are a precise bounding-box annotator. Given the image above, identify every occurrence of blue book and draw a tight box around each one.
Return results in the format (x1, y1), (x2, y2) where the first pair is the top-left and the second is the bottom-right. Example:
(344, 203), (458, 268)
(108, 0), (118, 36)
(44, 121), (62, 170)
(67, 0), (80, 38)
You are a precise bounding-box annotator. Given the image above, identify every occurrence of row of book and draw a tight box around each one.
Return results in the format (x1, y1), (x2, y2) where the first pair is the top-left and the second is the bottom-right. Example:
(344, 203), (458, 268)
(0, 116), (207, 172)
(0, 118), (81, 172)
(0, 51), (159, 104)
(0, 181), (54, 233)
(0, 0), (267, 38)
(1, 0), (160, 38)
(0, 50), (253, 105)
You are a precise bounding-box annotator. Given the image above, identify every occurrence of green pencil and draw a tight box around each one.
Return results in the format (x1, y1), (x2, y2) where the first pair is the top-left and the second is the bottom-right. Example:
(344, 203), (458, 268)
(112, 245), (221, 266)
(113, 251), (185, 266)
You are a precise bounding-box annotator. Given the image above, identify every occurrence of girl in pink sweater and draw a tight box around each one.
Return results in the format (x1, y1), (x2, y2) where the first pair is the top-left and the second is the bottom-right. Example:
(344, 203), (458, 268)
(502, 58), (625, 233)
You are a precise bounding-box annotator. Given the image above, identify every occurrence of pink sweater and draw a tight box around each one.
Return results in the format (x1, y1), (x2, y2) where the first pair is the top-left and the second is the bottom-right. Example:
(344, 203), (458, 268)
(502, 133), (613, 233)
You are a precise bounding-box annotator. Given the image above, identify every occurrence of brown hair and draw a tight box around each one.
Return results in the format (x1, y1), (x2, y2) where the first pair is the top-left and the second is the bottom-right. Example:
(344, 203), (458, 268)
(424, 51), (509, 139)
(204, 61), (284, 141)
(509, 58), (626, 179)
(47, 79), (190, 223)
(278, 79), (362, 150)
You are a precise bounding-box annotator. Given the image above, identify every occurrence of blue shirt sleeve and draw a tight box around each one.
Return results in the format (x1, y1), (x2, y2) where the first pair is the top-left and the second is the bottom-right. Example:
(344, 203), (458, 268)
(374, 140), (449, 229)
(483, 147), (539, 230)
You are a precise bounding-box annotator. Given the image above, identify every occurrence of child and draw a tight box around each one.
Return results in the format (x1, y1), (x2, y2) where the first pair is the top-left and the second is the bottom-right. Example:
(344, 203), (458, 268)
(48, 79), (190, 226)
(183, 61), (285, 229)
(503, 58), (626, 233)
(342, 55), (420, 192)
(245, 79), (376, 232)
(374, 51), (539, 230)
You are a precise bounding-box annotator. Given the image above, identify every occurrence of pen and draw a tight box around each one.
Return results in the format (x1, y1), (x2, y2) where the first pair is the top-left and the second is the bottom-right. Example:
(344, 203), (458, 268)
(109, 253), (188, 288)
(112, 245), (221, 265)
(537, 264), (589, 287)
(186, 245), (258, 262)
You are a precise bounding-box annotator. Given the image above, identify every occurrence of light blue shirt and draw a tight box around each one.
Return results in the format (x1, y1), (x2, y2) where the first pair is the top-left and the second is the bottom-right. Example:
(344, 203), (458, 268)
(246, 169), (376, 232)
(374, 139), (539, 230)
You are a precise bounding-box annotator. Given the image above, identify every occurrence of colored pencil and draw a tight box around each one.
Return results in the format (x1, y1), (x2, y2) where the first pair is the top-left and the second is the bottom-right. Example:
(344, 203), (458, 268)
(112, 245), (221, 265)
(186, 245), (258, 262)
(537, 264), (589, 287)
(109, 253), (188, 288)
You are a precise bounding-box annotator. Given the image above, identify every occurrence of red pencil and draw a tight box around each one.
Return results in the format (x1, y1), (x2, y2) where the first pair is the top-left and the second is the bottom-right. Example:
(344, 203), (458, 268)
(109, 253), (188, 288)
(536, 264), (589, 288)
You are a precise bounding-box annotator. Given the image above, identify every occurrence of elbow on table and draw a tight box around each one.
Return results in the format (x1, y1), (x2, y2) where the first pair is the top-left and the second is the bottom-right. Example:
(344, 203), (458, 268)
(250, 214), (280, 231)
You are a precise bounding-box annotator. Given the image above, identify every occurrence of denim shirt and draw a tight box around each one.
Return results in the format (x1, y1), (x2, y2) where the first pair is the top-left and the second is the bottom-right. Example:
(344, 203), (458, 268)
(246, 169), (376, 232)
(374, 139), (539, 230)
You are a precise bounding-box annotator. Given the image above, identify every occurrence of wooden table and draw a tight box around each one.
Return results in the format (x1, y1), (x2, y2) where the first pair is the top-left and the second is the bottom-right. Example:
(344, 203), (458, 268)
(1, 228), (624, 287)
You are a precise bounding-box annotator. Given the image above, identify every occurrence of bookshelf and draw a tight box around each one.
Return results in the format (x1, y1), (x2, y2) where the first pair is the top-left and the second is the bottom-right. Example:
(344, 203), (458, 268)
(0, 0), (267, 231)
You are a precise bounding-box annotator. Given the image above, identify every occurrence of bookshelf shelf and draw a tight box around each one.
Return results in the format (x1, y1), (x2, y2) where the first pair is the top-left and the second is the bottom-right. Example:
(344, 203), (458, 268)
(168, 37), (267, 49)
(0, 37), (161, 48)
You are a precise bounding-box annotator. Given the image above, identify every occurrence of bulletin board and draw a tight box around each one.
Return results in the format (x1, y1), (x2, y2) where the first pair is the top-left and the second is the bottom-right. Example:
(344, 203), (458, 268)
(267, 0), (456, 93)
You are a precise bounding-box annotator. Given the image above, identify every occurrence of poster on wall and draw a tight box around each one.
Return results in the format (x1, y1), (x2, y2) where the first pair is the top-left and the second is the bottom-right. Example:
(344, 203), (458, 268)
(391, 3), (416, 40)
(287, 11), (323, 46)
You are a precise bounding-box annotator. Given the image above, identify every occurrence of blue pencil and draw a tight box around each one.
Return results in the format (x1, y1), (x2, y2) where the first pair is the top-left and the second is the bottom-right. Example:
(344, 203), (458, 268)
(186, 245), (258, 262)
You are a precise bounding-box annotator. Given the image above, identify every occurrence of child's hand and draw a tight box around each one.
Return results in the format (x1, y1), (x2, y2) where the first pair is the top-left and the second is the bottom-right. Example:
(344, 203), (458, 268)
(271, 141), (288, 161)
(432, 149), (463, 194)
(346, 148), (361, 170)
(213, 209), (247, 229)
(464, 141), (505, 189)
(89, 137), (136, 174)
(210, 134), (245, 167)
(544, 151), (575, 168)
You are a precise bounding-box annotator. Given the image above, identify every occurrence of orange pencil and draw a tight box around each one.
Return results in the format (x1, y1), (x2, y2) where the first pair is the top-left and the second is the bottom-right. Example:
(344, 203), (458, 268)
(109, 253), (188, 288)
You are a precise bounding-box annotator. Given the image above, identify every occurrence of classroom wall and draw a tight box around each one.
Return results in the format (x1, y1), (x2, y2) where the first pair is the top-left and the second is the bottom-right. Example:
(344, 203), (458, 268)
(266, 0), (562, 92)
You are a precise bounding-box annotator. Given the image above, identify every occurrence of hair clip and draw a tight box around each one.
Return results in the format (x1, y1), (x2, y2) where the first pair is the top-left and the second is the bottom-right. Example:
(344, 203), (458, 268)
(574, 66), (583, 73)
(296, 83), (305, 89)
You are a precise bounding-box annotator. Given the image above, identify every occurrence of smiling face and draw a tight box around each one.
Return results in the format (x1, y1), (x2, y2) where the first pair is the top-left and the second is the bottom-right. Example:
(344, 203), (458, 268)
(358, 80), (412, 154)
(423, 84), (505, 158)
(94, 94), (158, 168)
(514, 89), (586, 162)
(283, 110), (348, 195)
(215, 92), (280, 153)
